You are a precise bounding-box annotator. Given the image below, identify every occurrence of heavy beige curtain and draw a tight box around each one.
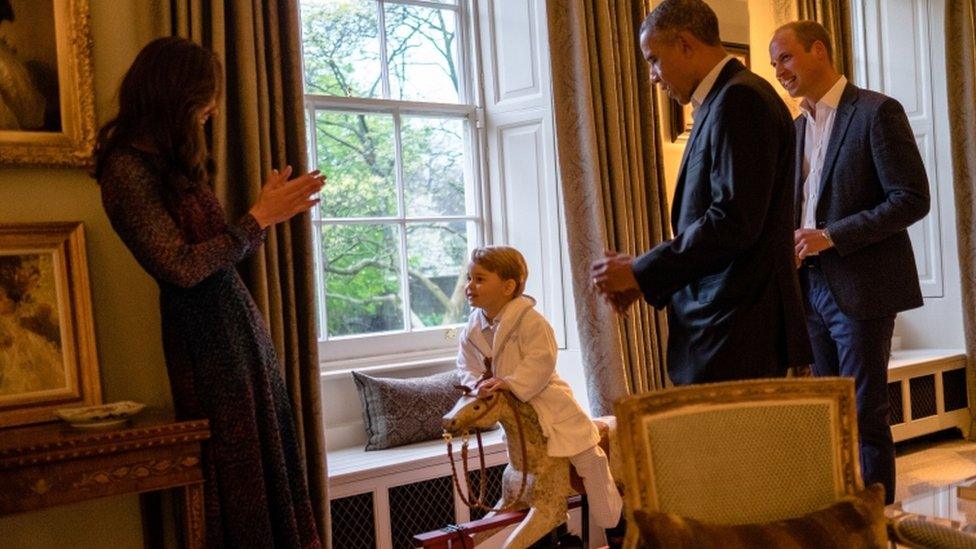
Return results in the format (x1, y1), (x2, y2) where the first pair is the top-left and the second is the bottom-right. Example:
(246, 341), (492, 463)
(945, 0), (976, 432)
(546, 0), (670, 415)
(796, 0), (855, 79)
(168, 0), (331, 544)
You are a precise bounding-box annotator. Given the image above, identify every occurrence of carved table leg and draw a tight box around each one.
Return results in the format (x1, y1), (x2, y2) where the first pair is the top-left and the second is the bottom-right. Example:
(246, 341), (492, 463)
(179, 483), (206, 549)
(140, 491), (165, 549)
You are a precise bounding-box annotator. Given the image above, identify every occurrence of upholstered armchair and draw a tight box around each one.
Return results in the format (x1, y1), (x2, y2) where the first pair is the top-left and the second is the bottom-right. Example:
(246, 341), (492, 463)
(613, 377), (976, 549)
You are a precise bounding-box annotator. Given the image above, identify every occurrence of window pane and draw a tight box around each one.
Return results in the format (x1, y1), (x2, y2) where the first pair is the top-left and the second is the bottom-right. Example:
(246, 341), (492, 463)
(402, 116), (467, 217)
(322, 223), (404, 336)
(385, 4), (461, 103)
(406, 221), (471, 329)
(301, 0), (382, 98)
(315, 110), (397, 218)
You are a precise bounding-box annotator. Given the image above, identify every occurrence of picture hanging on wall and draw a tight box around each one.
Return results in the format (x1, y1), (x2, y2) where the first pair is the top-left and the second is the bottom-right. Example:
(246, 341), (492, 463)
(0, 222), (101, 427)
(0, 0), (96, 167)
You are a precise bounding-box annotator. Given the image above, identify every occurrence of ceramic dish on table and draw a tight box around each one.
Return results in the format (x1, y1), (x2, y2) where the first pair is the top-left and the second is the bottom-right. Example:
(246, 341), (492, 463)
(54, 401), (146, 429)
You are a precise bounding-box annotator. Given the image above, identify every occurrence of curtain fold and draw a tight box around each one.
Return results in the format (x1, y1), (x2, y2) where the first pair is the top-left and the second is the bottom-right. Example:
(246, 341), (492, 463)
(546, 0), (670, 415)
(796, 0), (854, 79)
(945, 0), (976, 432)
(168, 0), (331, 544)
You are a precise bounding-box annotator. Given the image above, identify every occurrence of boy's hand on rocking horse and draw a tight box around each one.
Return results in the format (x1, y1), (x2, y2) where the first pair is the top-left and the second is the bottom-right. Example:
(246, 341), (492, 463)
(477, 377), (509, 398)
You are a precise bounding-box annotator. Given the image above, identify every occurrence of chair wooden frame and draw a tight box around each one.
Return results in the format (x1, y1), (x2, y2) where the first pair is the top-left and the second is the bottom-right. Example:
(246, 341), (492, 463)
(614, 378), (863, 549)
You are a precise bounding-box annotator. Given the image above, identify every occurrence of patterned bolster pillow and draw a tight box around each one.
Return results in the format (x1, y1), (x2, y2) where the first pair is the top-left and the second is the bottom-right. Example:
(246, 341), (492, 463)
(633, 483), (888, 549)
(352, 370), (475, 451)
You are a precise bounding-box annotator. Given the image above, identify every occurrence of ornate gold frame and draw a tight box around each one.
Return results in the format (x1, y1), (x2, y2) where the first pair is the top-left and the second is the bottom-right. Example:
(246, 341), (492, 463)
(0, 0), (96, 168)
(0, 222), (101, 427)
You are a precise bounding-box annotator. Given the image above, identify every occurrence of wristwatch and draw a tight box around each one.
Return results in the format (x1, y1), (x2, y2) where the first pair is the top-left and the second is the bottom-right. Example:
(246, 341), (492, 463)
(822, 228), (834, 248)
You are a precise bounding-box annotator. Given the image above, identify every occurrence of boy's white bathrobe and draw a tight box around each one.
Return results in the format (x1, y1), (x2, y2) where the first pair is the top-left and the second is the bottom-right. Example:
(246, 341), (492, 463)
(457, 296), (599, 458)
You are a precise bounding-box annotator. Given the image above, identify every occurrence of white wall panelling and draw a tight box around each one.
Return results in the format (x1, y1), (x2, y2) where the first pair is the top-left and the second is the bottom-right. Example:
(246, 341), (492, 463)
(852, 0), (963, 348)
(487, 0), (541, 103)
(478, 0), (567, 345)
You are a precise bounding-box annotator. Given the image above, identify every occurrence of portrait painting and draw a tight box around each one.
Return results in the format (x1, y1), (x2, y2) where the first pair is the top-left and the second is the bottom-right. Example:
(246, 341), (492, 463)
(0, 223), (100, 427)
(0, 252), (67, 396)
(669, 42), (751, 142)
(0, 0), (95, 167)
(0, 0), (60, 132)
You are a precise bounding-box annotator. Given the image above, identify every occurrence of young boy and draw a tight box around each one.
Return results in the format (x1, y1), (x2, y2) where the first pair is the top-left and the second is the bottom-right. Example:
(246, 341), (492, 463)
(456, 246), (623, 530)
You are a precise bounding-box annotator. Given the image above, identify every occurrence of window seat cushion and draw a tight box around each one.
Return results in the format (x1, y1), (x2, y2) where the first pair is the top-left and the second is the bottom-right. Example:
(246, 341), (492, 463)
(352, 369), (462, 450)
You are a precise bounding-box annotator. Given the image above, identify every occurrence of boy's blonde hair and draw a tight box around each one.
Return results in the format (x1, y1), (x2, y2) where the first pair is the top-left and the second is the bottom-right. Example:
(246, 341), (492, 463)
(470, 246), (528, 297)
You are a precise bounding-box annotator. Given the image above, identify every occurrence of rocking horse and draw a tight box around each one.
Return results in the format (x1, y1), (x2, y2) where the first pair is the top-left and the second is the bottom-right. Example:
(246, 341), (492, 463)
(441, 386), (616, 548)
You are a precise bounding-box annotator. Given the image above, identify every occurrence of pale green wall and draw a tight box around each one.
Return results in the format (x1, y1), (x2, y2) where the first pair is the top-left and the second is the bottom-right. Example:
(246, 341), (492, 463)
(0, 2), (171, 547)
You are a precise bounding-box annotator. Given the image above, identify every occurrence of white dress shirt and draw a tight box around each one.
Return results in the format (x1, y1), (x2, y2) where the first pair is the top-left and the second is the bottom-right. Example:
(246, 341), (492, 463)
(474, 301), (511, 349)
(475, 309), (498, 349)
(679, 55), (735, 172)
(800, 75), (847, 230)
(690, 55), (735, 121)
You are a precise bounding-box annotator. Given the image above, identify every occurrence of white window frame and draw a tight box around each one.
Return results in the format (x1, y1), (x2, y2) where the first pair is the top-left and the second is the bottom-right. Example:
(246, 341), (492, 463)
(301, 0), (489, 369)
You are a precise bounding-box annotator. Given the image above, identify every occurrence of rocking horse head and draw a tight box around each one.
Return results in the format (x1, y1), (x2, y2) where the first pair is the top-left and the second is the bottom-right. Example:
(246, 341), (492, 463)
(442, 385), (506, 435)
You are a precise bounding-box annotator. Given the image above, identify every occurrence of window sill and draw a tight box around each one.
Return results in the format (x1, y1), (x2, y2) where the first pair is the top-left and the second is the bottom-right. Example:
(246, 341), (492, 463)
(327, 429), (506, 485)
(888, 348), (966, 371)
(320, 350), (456, 381)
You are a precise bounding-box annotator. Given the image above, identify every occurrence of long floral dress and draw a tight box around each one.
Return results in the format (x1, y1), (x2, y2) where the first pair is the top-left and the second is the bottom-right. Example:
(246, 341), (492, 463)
(100, 147), (320, 549)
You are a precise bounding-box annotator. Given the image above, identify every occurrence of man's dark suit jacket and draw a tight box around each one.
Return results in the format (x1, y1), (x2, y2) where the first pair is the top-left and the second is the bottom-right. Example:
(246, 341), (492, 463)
(633, 59), (812, 385)
(794, 83), (929, 320)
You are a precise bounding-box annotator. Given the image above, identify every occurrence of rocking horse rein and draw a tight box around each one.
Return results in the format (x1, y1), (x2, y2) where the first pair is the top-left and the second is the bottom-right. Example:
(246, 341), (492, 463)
(444, 358), (530, 515)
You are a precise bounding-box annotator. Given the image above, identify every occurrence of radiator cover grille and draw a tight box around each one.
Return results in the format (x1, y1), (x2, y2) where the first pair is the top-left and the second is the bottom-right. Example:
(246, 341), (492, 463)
(910, 374), (938, 420)
(888, 381), (904, 426)
(466, 464), (506, 520)
(389, 475), (455, 549)
(943, 368), (969, 412)
(331, 492), (376, 549)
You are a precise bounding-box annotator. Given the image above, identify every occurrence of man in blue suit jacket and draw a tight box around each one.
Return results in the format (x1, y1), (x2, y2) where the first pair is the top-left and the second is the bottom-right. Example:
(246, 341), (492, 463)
(592, 0), (812, 385)
(770, 21), (930, 504)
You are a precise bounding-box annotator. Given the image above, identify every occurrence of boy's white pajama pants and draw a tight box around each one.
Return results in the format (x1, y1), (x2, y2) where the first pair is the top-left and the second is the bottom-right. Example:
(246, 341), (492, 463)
(569, 445), (622, 528)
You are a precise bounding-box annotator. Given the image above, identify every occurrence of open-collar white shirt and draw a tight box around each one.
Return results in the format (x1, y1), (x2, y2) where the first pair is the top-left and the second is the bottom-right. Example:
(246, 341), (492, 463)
(689, 55), (735, 120)
(799, 75), (847, 230)
(679, 55), (735, 173)
(474, 300), (511, 349)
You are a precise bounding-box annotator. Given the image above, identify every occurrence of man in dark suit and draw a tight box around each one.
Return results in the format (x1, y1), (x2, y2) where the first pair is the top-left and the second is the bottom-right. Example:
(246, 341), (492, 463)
(591, 0), (811, 385)
(769, 21), (930, 503)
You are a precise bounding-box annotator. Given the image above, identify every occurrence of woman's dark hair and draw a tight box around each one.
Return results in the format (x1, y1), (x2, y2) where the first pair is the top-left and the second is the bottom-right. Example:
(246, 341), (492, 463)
(93, 37), (222, 185)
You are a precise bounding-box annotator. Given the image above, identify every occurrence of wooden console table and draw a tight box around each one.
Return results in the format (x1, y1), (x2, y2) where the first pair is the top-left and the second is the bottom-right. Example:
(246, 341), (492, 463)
(0, 415), (210, 548)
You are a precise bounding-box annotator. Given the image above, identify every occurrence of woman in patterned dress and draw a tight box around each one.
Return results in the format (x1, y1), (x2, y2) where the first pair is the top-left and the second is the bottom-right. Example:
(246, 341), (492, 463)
(94, 37), (325, 548)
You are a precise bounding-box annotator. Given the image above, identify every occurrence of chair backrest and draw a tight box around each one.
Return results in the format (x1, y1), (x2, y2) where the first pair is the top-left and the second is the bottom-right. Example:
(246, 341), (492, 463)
(614, 377), (862, 531)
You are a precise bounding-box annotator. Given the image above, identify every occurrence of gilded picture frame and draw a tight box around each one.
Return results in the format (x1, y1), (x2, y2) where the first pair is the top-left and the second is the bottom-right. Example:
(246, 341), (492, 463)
(668, 42), (751, 143)
(0, 222), (101, 427)
(0, 0), (96, 168)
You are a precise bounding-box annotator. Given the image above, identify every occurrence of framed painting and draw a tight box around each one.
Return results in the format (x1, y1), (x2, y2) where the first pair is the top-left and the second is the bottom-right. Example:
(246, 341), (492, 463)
(0, 0), (96, 167)
(668, 42), (751, 142)
(0, 222), (101, 427)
